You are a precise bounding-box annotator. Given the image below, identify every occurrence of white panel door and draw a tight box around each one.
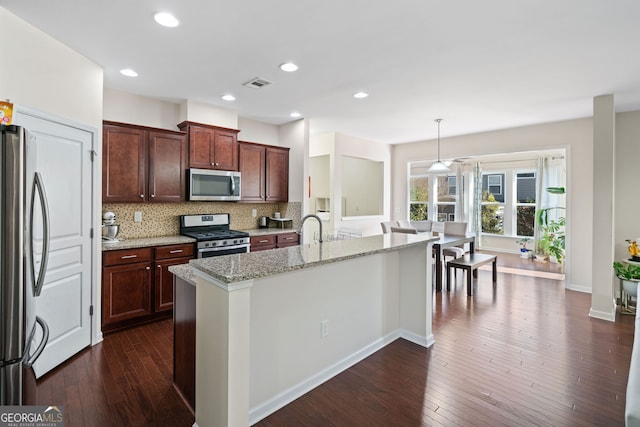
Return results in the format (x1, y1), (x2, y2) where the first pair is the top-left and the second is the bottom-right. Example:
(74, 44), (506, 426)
(14, 110), (94, 378)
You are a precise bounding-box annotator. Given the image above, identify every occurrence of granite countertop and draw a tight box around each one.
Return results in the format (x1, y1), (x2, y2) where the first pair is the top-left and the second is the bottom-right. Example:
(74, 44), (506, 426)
(169, 263), (197, 286)
(101, 235), (196, 251)
(189, 233), (439, 285)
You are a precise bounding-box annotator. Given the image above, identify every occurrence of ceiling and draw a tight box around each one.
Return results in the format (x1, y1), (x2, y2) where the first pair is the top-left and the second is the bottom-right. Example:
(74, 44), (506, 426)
(3, 0), (640, 144)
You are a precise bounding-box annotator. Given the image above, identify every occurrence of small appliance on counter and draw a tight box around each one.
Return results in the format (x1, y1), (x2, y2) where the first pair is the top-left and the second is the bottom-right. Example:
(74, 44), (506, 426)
(102, 211), (121, 243)
(258, 216), (269, 228)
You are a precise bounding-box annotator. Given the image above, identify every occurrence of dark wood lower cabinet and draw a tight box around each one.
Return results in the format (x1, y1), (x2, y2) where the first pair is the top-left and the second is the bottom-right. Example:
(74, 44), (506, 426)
(173, 276), (196, 413)
(102, 243), (194, 333)
(102, 261), (153, 327)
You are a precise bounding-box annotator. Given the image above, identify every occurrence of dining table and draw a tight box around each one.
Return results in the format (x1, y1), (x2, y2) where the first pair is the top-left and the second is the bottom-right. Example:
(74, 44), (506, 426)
(432, 233), (476, 292)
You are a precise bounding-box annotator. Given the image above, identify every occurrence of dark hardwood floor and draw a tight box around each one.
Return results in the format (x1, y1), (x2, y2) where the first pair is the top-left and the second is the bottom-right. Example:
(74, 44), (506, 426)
(35, 253), (634, 426)
(34, 319), (195, 427)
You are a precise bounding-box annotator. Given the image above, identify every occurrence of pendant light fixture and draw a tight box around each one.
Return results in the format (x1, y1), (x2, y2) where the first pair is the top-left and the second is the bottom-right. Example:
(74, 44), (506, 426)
(427, 118), (451, 172)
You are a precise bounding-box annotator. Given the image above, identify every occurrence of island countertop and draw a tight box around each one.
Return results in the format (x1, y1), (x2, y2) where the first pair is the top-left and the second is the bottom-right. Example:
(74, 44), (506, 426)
(189, 232), (439, 285)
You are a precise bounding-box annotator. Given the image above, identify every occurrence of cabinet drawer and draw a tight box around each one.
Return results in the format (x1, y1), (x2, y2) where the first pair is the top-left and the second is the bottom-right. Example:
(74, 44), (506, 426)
(103, 248), (153, 266)
(276, 232), (299, 245)
(251, 235), (276, 247)
(155, 244), (195, 260)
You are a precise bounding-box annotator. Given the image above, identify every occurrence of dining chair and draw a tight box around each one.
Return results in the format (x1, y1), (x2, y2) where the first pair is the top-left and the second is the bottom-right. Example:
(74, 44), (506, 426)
(443, 221), (467, 261)
(390, 226), (418, 234)
(380, 221), (397, 234)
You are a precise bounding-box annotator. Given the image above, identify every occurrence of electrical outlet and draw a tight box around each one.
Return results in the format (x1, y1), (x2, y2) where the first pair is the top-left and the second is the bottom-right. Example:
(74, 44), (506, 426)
(134, 211), (142, 222)
(321, 319), (329, 338)
(252, 209), (257, 217)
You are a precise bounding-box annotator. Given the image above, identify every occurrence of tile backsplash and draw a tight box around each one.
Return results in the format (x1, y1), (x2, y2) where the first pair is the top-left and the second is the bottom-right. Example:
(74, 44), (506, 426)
(102, 201), (302, 239)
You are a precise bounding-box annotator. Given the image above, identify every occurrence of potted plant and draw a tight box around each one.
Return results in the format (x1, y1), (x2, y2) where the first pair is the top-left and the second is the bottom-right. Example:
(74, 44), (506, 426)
(613, 261), (640, 298)
(516, 237), (532, 258)
(535, 187), (566, 263)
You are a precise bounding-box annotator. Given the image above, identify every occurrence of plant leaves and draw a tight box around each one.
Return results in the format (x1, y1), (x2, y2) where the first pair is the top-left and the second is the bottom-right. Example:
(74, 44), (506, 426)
(546, 187), (566, 194)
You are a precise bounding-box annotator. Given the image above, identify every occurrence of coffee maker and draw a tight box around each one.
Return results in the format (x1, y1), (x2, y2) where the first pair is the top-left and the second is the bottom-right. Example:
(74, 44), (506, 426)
(102, 211), (120, 242)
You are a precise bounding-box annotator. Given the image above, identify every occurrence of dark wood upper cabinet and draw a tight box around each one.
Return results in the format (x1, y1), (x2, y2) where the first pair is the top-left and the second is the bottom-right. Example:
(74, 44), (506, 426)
(266, 146), (289, 202)
(239, 142), (266, 202)
(178, 121), (239, 171)
(102, 124), (146, 202)
(102, 121), (186, 203)
(148, 131), (187, 202)
(238, 141), (289, 203)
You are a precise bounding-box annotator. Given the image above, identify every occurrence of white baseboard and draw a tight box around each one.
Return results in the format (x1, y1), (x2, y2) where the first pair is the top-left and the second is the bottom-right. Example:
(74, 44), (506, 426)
(588, 307), (616, 322)
(248, 329), (431, 425)
(567, 283), (592, 293)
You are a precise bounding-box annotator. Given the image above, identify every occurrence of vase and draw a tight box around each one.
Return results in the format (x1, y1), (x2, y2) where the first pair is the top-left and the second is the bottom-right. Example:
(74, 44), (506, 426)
(622, 279), (639, 298)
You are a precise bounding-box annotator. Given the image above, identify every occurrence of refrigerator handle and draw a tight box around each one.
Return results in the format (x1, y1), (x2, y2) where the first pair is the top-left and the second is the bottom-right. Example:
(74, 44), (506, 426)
(23, 316), (49, 368)
(31, 172), (50, 297)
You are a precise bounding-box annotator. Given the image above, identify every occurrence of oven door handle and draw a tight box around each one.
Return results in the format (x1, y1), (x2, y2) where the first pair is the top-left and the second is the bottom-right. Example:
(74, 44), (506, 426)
(198, 244), (249, 254)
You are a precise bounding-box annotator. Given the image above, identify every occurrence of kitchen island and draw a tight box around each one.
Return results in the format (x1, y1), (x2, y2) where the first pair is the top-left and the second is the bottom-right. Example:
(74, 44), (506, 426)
(179, 232), (438, 426)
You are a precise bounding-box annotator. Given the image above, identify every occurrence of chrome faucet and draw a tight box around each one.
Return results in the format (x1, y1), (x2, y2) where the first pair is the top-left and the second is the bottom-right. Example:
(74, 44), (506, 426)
(299, 214), (323, 243)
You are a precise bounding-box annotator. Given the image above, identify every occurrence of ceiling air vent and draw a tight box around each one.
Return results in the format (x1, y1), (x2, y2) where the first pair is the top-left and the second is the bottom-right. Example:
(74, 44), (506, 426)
(243, 77), (272, 89)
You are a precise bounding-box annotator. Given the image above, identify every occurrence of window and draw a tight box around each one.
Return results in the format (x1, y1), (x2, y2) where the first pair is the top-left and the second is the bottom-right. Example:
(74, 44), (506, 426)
(515, 171), (536, 236)
(481, 191), (504, 234)
(409, 176), (429, 220)
(481, 172), (505, 234)
(447, 176), (456, 195)
(483, 174), (504, 202)
(436, 175), (456, 222)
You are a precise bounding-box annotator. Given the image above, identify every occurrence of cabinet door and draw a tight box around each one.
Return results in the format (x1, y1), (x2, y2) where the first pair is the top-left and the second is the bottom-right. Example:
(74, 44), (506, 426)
(103, 124), (147, 202)
(148, 131), (187, 202)
(188, 126), (215, 169)
(265, 146), (289, 202)
(213, 130), (239, 171)
(155, 257), (191, 313)
(239, 142), (266, 201)
(102, 261), (153, 327)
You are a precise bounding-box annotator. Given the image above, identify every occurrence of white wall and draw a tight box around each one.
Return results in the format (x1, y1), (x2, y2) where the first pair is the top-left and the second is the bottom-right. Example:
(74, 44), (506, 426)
(0, 6), (104, 345)
(393, 118), (593, 292)
(342, 156), (383, 216)
(179, 100), (238, 129)
(238, 117), (280, 146)
(278, 119), (307, 204)
(309, 132), (391, 236)
(0, 7), (103, 130)
(614, 111), (640, 263)
(103, 89), (180, 130)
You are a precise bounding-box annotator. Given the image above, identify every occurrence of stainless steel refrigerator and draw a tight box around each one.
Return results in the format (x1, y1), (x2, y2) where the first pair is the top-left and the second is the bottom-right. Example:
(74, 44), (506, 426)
(1, 124), (50, 405)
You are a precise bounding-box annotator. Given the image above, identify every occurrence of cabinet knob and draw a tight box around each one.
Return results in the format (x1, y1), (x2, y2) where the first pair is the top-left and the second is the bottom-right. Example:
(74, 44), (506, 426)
(151, 194), (155, 198)
(157, 265), (161, 269)
(211, 162), (215, 166)
(146, 266), (150, 270)
(140, 194), (144, 198)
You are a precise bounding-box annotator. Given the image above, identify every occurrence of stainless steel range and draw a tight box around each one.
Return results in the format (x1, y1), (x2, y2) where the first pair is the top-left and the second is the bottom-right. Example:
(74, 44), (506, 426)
(180, 213), (250, 258)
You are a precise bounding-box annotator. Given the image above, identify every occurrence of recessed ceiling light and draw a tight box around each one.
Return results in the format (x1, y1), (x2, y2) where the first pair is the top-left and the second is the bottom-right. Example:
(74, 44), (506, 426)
(120, 68), (138, 77)
(280, 62), (299, 72)
(221, 94), (236, 101)
(154, 12), (179, 27)
(353, 92), (369, 99)
(290, 112), (302, 118)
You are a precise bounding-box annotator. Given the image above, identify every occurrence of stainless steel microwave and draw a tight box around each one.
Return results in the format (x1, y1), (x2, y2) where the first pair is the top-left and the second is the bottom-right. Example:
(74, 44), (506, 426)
(188, 169), (241, 201)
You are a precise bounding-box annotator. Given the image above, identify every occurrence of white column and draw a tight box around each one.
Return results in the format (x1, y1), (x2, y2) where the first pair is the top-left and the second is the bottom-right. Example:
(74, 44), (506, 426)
(195, 278), (252, 427)
(589, 94), (616, 321)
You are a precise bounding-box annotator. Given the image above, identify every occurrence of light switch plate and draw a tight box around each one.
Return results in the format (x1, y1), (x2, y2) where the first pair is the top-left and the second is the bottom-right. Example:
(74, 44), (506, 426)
(134, 211), (142, 222)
